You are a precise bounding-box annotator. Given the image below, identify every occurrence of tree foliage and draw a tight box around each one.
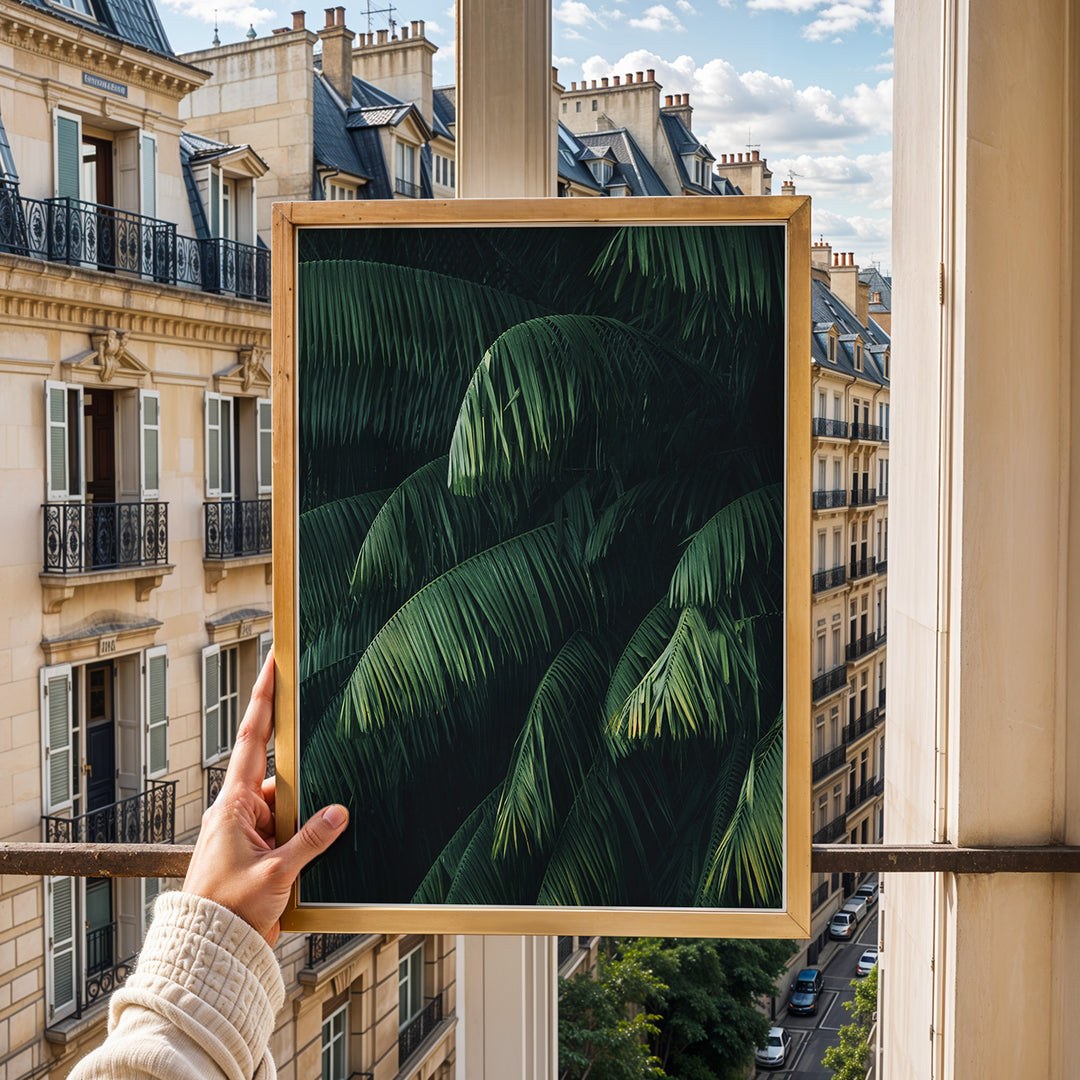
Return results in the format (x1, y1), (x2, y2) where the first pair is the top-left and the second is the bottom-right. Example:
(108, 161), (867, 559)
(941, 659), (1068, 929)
(822, 966), (878, 1080)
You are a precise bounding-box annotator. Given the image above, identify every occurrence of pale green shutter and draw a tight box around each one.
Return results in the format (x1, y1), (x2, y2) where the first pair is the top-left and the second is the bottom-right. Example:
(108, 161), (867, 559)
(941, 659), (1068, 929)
(202, 644), (221, 766)
(140, 133), (157, 218)
(45, 382), (69, 501)
(258, 631), (273, 671)
(55, 115), (80, 200)
(142, 877), (160, 933)
(145, 645), (168, 778)
(46, 876), (77, 1022)
(257, 398), (272, 494)
(205, 393), (221, 497)
(139, 390), (161, 499)
(40, 664), (73, 815)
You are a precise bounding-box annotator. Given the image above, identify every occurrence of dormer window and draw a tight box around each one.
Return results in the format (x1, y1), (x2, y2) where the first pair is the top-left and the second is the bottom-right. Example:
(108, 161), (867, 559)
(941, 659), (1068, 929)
(854, 343), (863, 371)
(588, 159), (613, 185)
(327, 180), (357, 200)
(872, 291), (882, 304)
(50, 0), (95, 19)
(828, 336), (837, 363)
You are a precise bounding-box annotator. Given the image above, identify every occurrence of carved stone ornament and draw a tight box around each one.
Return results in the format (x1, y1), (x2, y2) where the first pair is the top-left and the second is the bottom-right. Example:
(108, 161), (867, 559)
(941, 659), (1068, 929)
(66, 328), (150, 385)
(214, 344), (271, 395)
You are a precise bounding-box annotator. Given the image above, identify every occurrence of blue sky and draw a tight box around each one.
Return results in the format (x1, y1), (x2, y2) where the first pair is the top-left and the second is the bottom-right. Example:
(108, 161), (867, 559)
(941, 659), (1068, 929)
(161, 0), (893, 273)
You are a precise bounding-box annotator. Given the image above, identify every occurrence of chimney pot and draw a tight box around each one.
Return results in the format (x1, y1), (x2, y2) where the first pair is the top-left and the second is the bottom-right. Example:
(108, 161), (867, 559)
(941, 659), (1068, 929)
(335, 5), (344, 24)
(646, 68), (655, 81)
(401, 24), (409, 38)
(601, 77), (608, 87)
(571, 81), (576, 90)
(613, 75), (620, 86)
(552, 65), (559, 80)
(665, 94), (673, 106)
(411, 19), (419, 34)
(636, 71), (643, 82)
(591, 79), (597, 88)
(625, 72), (633, 83)
(416, 19), (424, 35)
(272, 26), (288, 34)
(752, 150), (759, 161)
(739, 153), (745, 162)
(834, 254), (839, 266)
(291, 9), (305, 28)
(377, 28), (387, 42)
(324, 7), (334, 27)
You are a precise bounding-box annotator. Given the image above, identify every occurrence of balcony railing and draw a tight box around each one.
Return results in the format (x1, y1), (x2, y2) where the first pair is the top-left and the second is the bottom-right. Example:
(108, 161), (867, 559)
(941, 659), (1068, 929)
(811, 881), (832, 909)
(43, 780), (176, 844)
(879, 687), (887, 713)
(204, 500), (272, 559)
(850, 423), (883, 441)
(812, 744), (848, 782)
(307, 933), (356, 967)
(0, 188), (269, 302)
(78, 921), (136, 1019)
(399, 993), (443, 1066)
(812, 664), (847, 701)
(395, 177), (422, 198)
(558, 935), (574, 966)
(877, 558), (888, 575)
(843, 707), (883, 745)
(846, 632), (880, 662)
(813, 814), (847, 845)
(207, 752), (274, 809)
(812, 417), (849, 438)
(850, 487), (878, 507)
(812, 565), (846, 593)
(847, 776), (884, 814)
(812, 489), (847, 510)
(849, 556), (877, 580)
(42, 501), (168, 573)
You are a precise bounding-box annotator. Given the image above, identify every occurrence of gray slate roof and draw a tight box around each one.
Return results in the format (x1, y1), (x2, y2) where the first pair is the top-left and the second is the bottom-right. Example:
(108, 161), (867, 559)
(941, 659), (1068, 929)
(573, 127), (670, 196)
(14, 0), (172, 57)
(811, 277), (890, 386)
(432, 87), (455, 139)
(859, 266), (893, 312)
(659, 111), (715, 195)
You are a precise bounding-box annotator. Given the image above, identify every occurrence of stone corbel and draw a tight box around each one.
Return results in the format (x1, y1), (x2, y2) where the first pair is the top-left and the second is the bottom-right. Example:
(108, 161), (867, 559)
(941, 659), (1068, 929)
(134, 572), (165, 602)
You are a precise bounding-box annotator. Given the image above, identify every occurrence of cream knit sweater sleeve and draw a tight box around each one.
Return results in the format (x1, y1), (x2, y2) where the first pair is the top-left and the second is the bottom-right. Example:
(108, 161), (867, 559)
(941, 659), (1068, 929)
(68, 892), (286, 1080)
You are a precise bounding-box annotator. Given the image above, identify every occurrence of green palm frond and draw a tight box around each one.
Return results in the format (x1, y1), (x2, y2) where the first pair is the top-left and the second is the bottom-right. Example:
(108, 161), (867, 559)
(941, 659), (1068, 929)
(339, 524), (594, 734)
(699, 715), (784, 907)
(492, 633), (610, 857)
(602, 600), (682, 726)
(668, 484), (782, 608)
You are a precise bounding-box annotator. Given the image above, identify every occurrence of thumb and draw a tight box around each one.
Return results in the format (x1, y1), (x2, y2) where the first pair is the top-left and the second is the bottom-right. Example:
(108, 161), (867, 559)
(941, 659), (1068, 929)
(277, 804), (349, 878)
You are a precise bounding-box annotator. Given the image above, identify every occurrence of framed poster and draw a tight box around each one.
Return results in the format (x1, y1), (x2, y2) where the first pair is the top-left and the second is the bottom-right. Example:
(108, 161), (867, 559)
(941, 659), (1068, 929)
(273, 197), (811, 937)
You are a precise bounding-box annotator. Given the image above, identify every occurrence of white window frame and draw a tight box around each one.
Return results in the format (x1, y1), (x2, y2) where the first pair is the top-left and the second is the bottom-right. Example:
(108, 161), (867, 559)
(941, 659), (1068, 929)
(45, 380), (84, 503)
(201, 643), (222, 767)
(41, 663), (74, 816)
(144, 644), (169, 779)
(139, 389), (161, 500)
(204, 392), (234, 499)
(53, 108), (83, 201)
(139, 131), (158, 220)
(45, 875), (78, 1023)
(398, 943), (424, 1028)
(321, 1000), (349, 1080)
(257, 397), (272, 495)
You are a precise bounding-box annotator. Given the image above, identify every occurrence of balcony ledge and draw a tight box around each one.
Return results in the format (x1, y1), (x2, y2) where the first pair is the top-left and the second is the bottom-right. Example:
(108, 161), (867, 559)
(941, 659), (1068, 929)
(397, 1016), (456, 1080)
(297, 934), (381, 992)
(40, 564), (174, 613)
(45, 998), (110, 1047)
(203, 553), (273, 593)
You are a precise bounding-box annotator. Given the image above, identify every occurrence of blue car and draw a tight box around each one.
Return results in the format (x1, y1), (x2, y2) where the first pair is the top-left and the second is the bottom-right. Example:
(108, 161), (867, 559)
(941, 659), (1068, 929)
(788, 968), (824, 1015)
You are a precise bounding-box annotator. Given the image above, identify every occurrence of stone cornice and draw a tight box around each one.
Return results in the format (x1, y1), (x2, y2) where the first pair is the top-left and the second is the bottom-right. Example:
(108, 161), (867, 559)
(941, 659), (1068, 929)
(0, 1), (211, 100)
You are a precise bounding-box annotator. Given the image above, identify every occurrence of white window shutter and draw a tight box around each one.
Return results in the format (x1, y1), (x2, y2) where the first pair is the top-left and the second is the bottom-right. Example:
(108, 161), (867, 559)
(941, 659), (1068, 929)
(40, 664), (73, 816)
(53, 110), (81, 200)
(144, 645), (169, 779)
(201, 643), (221, 767)
(257, 398), (272, 494)
(45, 382), (72, 502)
(45, 875), (77, 1022)
(205, 392), (221, 498)
(139, 390), (161, 500)
(142, 876), (161, 934)
(139, 132), (157, 220)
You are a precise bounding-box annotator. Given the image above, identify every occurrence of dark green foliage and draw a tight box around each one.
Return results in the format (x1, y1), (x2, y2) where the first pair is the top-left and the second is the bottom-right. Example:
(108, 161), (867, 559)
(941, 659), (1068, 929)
(296, 223), (786, 907)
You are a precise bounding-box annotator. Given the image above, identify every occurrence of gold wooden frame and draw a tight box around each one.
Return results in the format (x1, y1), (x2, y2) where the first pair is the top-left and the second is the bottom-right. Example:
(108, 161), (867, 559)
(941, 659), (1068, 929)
(273, 196), (811, 937)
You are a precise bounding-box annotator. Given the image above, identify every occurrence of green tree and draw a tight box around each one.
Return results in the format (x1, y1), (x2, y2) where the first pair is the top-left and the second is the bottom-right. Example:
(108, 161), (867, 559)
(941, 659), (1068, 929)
(822, 966), (878, 1080)
(296, 224), (787, 907)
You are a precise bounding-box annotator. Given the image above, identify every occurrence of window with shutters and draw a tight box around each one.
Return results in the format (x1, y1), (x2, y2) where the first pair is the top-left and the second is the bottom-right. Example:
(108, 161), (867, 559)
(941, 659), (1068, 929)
(202, 638), (261, 766)
(203, 165), (256, 244)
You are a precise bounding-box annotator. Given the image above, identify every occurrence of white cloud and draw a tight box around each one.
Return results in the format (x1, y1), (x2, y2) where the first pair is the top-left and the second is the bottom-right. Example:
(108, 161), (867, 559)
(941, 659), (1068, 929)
(676, 0), (698, 12)
(773, 150), (891, 206)
(425, 20), (446, 35)
(746, 0), (822, 12)
(745, 0), (892, 40)
(563, 27), (586, 39)
(162, 0), (273, 31)
(629, 4), (685, 31)
(554, 0), (604, 27)
(553, 54), (578, 67)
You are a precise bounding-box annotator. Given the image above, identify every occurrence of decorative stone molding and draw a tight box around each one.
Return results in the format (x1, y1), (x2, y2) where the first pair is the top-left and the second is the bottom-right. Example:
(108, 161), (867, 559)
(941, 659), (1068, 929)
(203, 554), (273, 593)
(297, 934), (381, 992)
(213, 344), (271, 395)
(65, 328), (150, 385)
(39, 564), (174, 613)
(204, 605), (272, 643)
(41, 613), (162, 665)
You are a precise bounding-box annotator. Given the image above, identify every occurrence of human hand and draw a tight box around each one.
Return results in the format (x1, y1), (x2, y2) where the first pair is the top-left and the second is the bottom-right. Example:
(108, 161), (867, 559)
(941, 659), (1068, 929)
(183, 648), (348, 945)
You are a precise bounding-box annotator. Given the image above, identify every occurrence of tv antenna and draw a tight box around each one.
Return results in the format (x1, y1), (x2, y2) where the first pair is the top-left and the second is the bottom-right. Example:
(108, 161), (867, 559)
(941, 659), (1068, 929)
(361, 0), (398, 35)
(746, 127), (761, 154)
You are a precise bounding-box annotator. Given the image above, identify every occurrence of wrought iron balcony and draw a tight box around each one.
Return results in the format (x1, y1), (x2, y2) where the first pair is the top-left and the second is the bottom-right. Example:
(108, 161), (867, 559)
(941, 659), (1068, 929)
(204, 500), (272, 559)
(395, 177), (422, 198)
(850, 487), (878, 507)
(812, 744), (848, 782)
(843, 707), (882, 745)
(558, 935), (574, 966)
(42, 501), (168, 573)
(207, 752), (274, 808)
(43, 780), (176, 844)
(812, 489), (847, 510)
(811, 881), (832, 910)
(846, 776), (884, 814)
(879, 687), (887, 713)
(813, 814), (847, 845)
(399, 993), (443, 1066)
(850, 423), (883, 441)
(307, 933), (356, 967)
(812, 664), (847, 701)
(845, 631), (880, 662)
(0, 187), (269, 302)
(812, 417), (849, 438)
(876, 558), (888, 575)
(77, 921), (136, 1019)
(812, 565), (846, 592)
(849, 556), (877, 580)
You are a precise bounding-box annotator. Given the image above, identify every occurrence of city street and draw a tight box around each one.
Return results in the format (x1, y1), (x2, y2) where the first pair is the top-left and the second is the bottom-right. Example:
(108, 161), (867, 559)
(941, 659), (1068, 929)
(754, 910), (879, 1079)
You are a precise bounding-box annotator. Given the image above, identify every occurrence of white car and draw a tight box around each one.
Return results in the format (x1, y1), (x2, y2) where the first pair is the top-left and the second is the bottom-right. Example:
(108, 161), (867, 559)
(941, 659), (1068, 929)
(754, 1026), (792, 1069)
(856, 947), (879, 976)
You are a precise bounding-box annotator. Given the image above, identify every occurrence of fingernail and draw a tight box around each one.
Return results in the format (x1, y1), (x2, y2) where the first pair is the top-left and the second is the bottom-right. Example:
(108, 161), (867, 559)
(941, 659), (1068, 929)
(323, 804), (347, 828)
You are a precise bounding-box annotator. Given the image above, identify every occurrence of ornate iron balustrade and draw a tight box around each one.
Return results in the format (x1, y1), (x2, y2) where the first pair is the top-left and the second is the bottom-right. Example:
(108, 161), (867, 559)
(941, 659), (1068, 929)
(207, 752), (274, 809)
(812, 664), (847, 702)
(849, 556), (877, 580)
(812, 417), (849, 438)
(78, 921), (136, 1018)
(846, 632), (879, 662)
(204, 500), (272, 559)
(812, 744), (848, 782)
(812, 489), (847, 510)
(847, 776), (883, 814)
(0, 185), (269, 302)
(558, 935), (573, 966)
(850, 487), (878, 507)
(813, 814), (847, 845)
(876, 558), (888, 575)
(43, 780), (176, 844)
(850, 423), (883, 441)
(395, 177), (422, 198)
(843, 707), (881, 745)
(812, 565), (846, 593)
(399, 993), (443, 1066)
(307, 933), (356, 967)
(811, 881), (832, 910)
(43, 501), (168, 573)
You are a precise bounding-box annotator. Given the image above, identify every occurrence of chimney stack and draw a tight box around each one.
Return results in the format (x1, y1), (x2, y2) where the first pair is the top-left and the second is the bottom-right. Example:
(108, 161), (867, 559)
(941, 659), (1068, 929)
(318, 6), (354, 102)
(781, 179), (796, 195)
(291, 9), (305, 29)
(352, 14), (437, 128)
(646, 68), (655, 81)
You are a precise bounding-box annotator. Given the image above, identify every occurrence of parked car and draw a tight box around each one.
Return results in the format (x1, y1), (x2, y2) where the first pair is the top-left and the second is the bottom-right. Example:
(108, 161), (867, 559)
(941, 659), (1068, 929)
(854, 879), (879, 906)
(754, 1026), (792, 1069)
(788, 967), (824, 1015)
(830, 910), (856, 940)
(856, 947), (879, 976)
(842, 895), (868, 924)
